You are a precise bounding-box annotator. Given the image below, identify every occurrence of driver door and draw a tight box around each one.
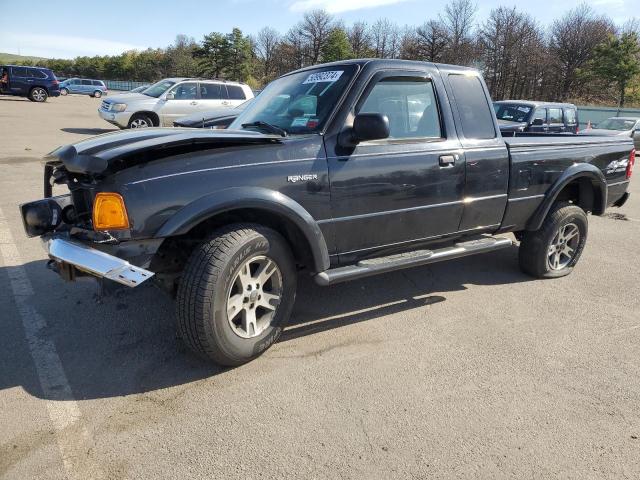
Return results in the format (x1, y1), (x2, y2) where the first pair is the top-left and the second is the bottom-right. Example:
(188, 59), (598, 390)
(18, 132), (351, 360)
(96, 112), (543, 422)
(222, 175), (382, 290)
(326, 70), (466, 263)
(159, 82), (199, 126)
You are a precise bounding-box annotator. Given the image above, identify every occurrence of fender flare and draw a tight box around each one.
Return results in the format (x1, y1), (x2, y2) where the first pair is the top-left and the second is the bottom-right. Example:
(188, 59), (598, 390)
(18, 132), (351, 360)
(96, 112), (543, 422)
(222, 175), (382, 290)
(526, 163), (607, 231)
(154, 187), (330, 272)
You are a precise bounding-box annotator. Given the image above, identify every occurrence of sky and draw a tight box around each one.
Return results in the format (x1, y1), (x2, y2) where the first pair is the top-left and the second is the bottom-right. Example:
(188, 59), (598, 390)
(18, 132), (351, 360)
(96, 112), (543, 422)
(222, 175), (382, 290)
(0, 0), (637, 59)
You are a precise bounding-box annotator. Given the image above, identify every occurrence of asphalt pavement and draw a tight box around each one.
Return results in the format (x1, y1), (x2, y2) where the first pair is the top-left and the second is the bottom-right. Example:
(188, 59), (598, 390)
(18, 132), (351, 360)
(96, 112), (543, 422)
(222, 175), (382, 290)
(1, 94), (639, 479)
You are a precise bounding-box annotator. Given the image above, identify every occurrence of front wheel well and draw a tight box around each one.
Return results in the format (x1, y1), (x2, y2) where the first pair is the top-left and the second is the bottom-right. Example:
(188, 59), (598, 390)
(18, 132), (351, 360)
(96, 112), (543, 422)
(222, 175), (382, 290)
(150, 209), (315, 295)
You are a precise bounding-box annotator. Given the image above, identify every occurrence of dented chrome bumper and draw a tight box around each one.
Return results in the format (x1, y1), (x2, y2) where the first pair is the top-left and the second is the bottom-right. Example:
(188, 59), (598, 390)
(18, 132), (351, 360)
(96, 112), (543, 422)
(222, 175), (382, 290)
(44, 238), (154, 287)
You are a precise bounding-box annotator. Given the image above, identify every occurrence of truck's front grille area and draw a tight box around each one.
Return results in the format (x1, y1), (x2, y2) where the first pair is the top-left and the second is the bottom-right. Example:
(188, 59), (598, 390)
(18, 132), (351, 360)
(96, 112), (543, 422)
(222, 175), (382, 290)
(100, 100), (110, 111)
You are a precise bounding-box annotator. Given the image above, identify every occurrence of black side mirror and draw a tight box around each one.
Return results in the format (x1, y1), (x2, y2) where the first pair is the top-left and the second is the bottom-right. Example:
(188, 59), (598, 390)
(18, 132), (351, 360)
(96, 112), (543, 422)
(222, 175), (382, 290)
(531, 118), (544, 126)
(353, 113), (390, 143)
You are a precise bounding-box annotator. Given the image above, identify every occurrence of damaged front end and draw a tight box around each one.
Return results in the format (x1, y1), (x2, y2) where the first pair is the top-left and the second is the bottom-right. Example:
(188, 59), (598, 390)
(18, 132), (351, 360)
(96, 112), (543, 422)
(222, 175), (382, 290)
(20, 157), (155, 287)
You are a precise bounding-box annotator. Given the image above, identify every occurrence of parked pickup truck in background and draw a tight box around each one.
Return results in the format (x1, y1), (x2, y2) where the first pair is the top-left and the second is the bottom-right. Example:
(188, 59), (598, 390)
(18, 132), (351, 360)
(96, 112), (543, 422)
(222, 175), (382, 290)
(21, 59), (634, 366)
(494, 100), (579, 135)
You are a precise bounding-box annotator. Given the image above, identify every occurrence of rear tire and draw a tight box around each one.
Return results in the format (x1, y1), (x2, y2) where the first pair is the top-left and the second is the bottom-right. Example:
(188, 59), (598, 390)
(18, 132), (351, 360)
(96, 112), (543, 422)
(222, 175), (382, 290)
(29, 87), (48, 102)
(128, 113), (154, 128)
(176, 224), (297, 366)
(93, 90), (102, 98)
(519, 202), (588, 278)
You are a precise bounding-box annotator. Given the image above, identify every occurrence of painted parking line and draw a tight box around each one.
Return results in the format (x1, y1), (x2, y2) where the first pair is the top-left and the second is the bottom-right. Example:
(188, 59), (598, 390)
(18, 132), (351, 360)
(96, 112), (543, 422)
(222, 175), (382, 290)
(0, 207), (103, 480)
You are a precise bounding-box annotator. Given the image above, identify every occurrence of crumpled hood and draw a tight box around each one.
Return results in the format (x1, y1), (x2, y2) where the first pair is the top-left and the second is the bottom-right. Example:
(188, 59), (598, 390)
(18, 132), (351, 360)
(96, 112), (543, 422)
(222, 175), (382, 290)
(44, 128), (283, 175)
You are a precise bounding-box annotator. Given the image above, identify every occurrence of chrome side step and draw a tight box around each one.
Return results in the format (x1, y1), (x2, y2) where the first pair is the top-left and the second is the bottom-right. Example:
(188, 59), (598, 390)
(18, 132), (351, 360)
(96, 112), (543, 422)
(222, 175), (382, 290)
(314, 236), (513, 286)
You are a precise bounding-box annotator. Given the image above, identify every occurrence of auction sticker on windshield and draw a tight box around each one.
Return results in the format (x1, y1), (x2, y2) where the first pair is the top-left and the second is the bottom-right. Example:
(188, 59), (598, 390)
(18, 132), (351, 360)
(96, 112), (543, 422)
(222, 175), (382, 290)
(303, 71), (344, 84)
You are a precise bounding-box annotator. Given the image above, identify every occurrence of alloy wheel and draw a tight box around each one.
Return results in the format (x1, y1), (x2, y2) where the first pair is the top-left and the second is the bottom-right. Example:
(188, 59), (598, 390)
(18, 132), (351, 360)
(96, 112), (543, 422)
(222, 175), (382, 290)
(547, 222), (580, 270)
(226, 255), (283, 339)
(130, 118), (150, 128)
(32, 88), (46, 102)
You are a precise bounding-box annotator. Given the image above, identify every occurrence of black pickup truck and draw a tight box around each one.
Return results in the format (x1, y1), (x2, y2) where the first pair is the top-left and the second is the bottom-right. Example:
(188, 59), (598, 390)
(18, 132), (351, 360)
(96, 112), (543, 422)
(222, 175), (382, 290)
(20, 59), (634, 366)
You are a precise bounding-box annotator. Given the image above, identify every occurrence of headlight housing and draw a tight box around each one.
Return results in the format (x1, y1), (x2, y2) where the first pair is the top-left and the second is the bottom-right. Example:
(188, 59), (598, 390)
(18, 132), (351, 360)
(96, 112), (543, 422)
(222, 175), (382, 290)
(110, 103), (127, 112)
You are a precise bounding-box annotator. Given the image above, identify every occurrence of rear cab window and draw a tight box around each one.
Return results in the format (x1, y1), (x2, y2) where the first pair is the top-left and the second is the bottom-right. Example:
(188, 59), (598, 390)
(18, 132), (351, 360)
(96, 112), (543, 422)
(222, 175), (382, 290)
(447, 74), (496, 139)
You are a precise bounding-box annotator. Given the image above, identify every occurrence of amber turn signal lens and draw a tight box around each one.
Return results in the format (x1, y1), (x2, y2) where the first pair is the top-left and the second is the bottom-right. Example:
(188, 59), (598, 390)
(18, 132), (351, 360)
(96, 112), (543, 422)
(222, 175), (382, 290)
(93, 192), (130, 230)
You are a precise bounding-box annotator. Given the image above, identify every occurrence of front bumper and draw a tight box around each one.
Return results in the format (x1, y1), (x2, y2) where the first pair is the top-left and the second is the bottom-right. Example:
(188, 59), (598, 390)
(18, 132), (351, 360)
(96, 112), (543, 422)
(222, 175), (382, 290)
(45, 238), (154, 287)
(98, 108), (131, 128)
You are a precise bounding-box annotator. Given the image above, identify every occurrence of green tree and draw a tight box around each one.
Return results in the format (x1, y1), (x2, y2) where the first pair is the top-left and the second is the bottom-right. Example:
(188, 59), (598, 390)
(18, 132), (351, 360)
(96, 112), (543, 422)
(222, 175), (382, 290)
(588, 32), (640, 107)
(195, 32), (231, 78)
(321, 27), (353, 62)
(226, 28), (253, 81)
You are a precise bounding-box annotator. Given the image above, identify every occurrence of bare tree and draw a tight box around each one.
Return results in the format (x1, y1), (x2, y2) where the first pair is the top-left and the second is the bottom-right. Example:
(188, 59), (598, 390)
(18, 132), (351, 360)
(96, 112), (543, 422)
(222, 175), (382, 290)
(370, 18), (401, 58)
(549, 3), (615, 100)
(440, 0), (477, 65)
(478, 7), (550, 100)
(298, 9), (334, 64)
(347, 21), (371, 57)
(255, 27), (281, 81)
(414, 20), (449, 62)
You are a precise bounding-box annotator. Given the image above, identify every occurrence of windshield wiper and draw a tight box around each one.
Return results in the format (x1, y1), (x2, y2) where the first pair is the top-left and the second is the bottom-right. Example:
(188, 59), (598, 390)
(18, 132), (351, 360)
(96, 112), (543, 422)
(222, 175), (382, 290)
(241, 121), (287, 137)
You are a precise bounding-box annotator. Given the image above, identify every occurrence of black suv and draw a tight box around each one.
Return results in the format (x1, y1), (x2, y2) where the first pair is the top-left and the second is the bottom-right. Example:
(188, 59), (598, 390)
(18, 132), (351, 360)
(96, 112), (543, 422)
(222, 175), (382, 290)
(494, 100), (579, 135)
(0, 65), (61, 102)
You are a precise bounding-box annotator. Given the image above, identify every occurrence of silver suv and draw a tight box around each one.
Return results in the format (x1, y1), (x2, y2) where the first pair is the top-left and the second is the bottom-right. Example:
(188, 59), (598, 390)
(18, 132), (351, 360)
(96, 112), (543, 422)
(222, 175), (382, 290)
(98, 78), (254, 129)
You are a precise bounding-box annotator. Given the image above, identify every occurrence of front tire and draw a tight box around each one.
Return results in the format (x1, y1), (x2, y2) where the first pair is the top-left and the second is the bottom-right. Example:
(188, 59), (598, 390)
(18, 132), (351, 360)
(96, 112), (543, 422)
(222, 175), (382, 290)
(60, 88), (69, 96)
(127, 113), (154, 128)
(519, 202), (588, 278)
(29, 87), (48, 102)
(176, 224), (297, 366)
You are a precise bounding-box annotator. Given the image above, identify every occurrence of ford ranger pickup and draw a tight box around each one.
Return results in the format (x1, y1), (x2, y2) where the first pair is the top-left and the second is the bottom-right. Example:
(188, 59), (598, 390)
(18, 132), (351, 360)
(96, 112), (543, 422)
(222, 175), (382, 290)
(20, 59), (635, 366)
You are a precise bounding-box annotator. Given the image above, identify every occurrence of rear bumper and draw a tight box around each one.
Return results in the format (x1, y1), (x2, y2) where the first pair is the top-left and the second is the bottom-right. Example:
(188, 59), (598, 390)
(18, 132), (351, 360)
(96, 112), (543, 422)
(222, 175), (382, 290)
(44, 238), (154, 287)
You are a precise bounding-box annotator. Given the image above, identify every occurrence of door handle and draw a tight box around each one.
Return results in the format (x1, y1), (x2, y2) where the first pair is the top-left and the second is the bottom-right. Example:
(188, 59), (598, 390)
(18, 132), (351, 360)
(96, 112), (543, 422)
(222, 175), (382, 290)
(190, 101), (198, 105)
(439, 154), (456, 167)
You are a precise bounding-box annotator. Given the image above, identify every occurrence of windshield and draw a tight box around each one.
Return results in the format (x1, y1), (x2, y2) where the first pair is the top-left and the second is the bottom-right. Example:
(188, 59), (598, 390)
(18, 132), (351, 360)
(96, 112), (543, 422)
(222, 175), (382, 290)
(143, 79), (176, 98)
(597, 118), (637, 131)
(494, 103), (533, 123)
(230, 65), (357, 134)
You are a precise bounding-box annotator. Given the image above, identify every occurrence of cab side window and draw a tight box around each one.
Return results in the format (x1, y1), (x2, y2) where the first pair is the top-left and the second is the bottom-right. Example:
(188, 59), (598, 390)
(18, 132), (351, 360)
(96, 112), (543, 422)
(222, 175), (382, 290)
(548, 108), (563, 124)
(227, 85), (246, 100)
(169, 82), (198, 100)
(81, 80), (92, 86)
(200, 83), (222, 99)
(358, 77), (442, 139)
(532, 108), (547, 124)
(11, 67), (28, 77)
(447, 74), (496, 139)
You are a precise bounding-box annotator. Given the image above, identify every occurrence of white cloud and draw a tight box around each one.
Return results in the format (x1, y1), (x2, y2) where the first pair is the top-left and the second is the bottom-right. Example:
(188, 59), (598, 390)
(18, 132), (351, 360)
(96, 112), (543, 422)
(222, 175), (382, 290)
(0, 32), (146, 59)
(289, 0), (410, 14)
